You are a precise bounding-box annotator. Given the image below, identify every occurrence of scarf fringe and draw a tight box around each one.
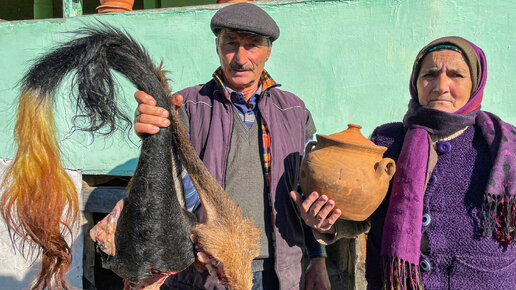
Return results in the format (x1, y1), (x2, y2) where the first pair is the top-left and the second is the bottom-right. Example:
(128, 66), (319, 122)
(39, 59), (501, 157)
(383, 257), (423, 290)
(481, 193), (516, 244)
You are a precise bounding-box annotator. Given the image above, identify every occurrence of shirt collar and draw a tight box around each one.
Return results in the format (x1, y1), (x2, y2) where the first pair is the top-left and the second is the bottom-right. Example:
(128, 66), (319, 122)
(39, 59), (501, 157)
(227, 82), (261, 103)
(212, 67), (277, 102)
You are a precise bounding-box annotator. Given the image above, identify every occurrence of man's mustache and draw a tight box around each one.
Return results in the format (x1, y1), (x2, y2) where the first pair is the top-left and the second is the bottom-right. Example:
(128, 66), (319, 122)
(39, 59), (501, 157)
(230, 63), (253, 71)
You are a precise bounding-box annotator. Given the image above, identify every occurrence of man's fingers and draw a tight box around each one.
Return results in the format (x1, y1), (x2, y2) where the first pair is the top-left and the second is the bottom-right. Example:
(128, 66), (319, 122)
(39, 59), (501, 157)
(206, 263), (218, 277)
(193, 259), (206, 272)
(134, 90), (156, 105)
(197, 251), (209, 263)
(138, 103), (169, 118)
(169, 93), (184, 110)
(305, 281), (315, 290)
(134, 122), (159, 135)
(137, 113), (170, 128)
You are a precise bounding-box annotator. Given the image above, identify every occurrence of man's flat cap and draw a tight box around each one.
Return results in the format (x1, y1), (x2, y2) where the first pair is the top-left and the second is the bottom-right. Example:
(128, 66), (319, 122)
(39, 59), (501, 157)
(210, 3), (280, 42)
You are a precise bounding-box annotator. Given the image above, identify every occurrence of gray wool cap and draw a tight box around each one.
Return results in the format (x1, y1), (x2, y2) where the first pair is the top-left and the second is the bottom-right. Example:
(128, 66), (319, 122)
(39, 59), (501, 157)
(210, 3), (280, 42)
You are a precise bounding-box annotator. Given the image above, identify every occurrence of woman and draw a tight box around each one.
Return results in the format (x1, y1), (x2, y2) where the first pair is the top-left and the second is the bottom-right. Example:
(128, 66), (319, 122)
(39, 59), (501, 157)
(292, 37), (516, 289)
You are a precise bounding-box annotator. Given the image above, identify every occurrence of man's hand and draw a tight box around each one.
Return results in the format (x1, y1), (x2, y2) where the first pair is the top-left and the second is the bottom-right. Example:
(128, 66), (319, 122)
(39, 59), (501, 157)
(304, 257), (330, 290)
(194, 244), (228, 286)
(290, 191), (341, 234)
(134, 91), (183, 138)
(89, 198), (126, 256)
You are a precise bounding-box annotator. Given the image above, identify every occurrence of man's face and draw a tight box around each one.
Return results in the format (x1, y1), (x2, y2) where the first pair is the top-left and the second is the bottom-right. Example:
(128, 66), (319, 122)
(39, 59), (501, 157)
(217, 30), (271, 92)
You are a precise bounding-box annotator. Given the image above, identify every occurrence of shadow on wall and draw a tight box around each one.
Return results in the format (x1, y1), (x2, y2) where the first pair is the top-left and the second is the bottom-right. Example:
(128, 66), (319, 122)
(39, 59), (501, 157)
(0, 270), (38, 289)
(108, 158), (138, 176)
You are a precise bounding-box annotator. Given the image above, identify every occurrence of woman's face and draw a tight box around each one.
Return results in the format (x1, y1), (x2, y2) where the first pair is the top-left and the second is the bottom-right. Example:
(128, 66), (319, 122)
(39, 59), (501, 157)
(416, 50), (472, 113)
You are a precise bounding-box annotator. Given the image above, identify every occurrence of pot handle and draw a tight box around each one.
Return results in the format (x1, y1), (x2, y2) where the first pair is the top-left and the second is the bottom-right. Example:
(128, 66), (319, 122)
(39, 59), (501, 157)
(375, 158), (396, 180)
(305, 141), (317, 154)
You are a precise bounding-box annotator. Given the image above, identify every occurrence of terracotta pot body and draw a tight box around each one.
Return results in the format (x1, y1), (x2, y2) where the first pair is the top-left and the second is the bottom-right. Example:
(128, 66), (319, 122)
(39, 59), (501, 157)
(97, 0), (134, 13)
(299, 124), (396, 221)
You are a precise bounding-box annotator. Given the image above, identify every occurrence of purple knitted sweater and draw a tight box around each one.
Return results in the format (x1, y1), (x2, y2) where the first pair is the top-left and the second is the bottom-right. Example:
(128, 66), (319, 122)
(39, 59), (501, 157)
(367, 122), (516, 289)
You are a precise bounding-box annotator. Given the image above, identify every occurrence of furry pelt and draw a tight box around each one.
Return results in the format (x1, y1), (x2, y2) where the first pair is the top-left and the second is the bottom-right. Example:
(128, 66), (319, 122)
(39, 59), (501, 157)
(1, 25), (260, 289)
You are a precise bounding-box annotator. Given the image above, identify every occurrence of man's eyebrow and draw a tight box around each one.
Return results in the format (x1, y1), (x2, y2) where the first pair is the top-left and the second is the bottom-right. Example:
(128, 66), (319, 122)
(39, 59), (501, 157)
(420, 67), (439, 74)
(222, 34), (237, 41)
(247, 36), (268, 44)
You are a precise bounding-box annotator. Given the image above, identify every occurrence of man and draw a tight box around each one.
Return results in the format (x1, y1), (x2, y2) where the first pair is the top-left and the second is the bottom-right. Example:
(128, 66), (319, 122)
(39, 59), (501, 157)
(134, 3), (330, 289)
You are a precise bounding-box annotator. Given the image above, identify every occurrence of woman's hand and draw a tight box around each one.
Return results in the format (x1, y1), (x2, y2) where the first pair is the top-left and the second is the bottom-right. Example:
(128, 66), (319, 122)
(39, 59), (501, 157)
(134, 91), (183, 138)
(290, 191), (341, 234)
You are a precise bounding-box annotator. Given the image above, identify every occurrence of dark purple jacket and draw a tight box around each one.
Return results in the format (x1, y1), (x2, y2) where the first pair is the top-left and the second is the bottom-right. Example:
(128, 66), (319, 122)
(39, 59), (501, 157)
(367, 122), (516, 289)
(177, 78), (311, 289)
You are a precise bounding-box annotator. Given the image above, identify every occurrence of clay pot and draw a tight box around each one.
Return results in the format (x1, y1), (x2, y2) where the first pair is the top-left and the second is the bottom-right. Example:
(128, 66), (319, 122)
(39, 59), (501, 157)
(97, 0), (134, 13)
(299, 124), (396, 221)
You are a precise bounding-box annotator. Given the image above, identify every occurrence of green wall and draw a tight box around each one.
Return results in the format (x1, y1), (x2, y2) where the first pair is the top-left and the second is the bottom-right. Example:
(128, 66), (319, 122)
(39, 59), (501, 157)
(1, 0), (515, 175)
(161, 0), (215, 7)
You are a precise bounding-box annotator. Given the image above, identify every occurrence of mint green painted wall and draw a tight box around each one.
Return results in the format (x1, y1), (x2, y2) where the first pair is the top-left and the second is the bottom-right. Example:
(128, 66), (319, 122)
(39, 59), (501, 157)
(1, 0), (515, 175)
(161, 0), (215, 7)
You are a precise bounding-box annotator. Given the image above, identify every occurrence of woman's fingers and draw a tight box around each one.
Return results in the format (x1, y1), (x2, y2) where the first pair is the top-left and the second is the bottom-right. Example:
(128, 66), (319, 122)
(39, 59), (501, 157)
(320, 209), (342, 232)
(301, 192), (320, 213)
(290, 191), (304, 208)
(308, 194), (329, 219)
(291, 190), (341, 233)
(314, 199), (335, 223)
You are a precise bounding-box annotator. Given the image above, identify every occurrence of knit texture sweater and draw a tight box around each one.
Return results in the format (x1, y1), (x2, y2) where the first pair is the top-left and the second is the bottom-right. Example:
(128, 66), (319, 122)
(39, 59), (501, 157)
(366, 122), (516, 289)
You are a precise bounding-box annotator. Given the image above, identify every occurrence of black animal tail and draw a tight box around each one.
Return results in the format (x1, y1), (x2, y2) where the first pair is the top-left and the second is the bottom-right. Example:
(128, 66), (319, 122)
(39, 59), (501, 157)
(1, 25), (188, 289)
(23, 25), (172, 133)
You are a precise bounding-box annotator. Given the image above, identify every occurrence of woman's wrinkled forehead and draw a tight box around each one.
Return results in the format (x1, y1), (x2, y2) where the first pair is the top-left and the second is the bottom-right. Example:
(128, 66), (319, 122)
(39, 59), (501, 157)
(417, 46), (471, 81)
(418, 49), (471, 76)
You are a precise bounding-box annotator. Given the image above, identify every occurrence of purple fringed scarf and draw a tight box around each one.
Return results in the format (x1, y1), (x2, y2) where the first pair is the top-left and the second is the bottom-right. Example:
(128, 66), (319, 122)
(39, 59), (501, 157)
(381, 37), (516, 289)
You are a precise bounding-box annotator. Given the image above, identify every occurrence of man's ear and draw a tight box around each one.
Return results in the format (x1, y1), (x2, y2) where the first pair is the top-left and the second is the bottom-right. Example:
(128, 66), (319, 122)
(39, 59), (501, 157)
(266, 44), (272, 61)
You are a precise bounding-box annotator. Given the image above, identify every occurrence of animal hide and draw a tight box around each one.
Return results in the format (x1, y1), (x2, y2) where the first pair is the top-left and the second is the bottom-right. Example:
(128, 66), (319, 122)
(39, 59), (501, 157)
(1, 25), (260, 289)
